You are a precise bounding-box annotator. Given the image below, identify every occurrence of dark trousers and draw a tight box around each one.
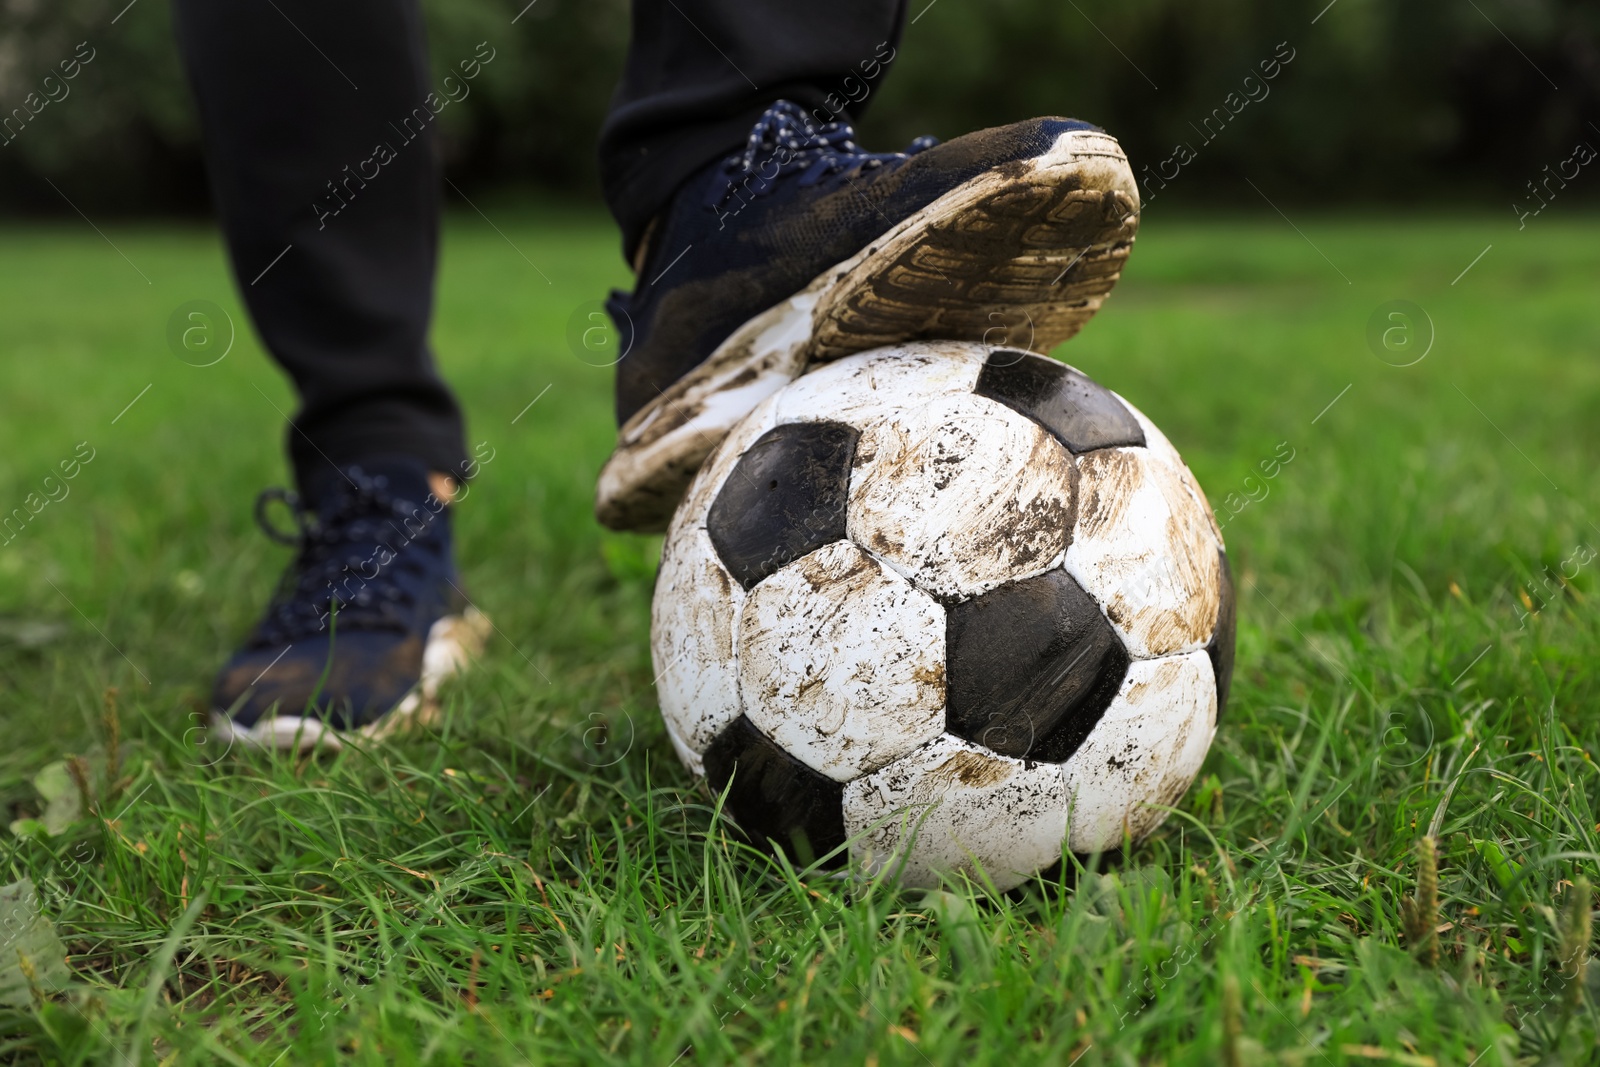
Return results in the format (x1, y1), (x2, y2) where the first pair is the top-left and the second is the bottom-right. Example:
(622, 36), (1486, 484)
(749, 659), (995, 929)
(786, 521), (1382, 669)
(172, 0), (905, 497)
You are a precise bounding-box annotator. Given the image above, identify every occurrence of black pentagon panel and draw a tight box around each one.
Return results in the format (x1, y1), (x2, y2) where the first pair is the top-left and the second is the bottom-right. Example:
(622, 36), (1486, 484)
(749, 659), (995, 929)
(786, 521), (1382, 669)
(1208, 550), (1237, 719)
(707, 421), (859, 590)
(703, 715), (848, 867)
(945, 568), (1129, 763)
(975, 349), (1145, 454)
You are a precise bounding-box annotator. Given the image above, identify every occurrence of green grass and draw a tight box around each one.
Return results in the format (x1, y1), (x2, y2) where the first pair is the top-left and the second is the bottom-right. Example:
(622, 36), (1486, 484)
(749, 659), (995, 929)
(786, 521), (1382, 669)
(1, 209), (1598, 1065)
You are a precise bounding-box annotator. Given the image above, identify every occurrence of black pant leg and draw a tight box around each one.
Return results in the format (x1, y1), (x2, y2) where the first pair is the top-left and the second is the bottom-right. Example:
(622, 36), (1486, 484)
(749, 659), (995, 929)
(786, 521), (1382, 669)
(172, 0), (467, 497)
(599, 0), (909, 260)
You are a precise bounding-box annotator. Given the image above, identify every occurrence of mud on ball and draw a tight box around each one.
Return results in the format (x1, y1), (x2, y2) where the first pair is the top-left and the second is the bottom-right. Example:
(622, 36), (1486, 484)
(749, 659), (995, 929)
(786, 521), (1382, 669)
(652, 340), (1234, 890)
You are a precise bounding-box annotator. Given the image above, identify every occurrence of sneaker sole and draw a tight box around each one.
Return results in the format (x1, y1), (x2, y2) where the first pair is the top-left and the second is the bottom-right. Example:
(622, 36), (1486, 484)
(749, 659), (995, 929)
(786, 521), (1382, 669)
(208, 606), (492, 753)
(595, 127), (1140, 533)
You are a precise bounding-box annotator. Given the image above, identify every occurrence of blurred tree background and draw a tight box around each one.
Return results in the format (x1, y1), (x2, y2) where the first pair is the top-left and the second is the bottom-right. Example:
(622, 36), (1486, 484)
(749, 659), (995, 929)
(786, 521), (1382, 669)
(1, 0), (1596, 219)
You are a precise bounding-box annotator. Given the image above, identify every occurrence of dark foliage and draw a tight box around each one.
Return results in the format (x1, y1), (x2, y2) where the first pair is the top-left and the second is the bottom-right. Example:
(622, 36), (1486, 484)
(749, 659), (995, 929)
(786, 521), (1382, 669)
(1, 0), (1595, 216)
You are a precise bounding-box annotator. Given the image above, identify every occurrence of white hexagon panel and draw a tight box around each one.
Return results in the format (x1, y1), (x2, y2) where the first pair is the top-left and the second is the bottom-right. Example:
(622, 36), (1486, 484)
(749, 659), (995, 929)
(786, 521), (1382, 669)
(1116, 393), (1226, 549)
(843, 734), (1069, 891)
(737, 541), (946, 783)
(650, 526), (745, 776)
(848, 392), (1076, 602)
(774, 341), (989, 428)
(1061, 651), (1218, 852)
(1064, 446), (1223, 659)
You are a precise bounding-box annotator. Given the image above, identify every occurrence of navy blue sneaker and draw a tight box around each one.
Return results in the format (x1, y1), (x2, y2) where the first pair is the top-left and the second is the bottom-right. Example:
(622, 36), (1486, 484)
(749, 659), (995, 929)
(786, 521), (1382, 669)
(596, 101), (1140, 532)
(210, 457), (489, 751)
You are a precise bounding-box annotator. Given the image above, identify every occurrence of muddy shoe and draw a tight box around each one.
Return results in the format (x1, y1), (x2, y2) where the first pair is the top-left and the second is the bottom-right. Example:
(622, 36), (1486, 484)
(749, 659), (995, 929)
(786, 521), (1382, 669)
(210, 457), (489, 752)
(596, 100), (1140, 533)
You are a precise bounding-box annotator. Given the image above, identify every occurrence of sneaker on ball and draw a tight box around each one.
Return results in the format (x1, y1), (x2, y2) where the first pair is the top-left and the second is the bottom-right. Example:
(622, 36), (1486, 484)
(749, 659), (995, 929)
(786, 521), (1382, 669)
(209, 457), (490, 752)
(596, 100), (1140, 532)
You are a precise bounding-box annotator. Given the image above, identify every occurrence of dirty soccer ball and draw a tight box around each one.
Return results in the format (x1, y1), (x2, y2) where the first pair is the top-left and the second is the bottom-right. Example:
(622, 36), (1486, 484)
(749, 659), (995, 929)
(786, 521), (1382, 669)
(652, 341), (1234, 890)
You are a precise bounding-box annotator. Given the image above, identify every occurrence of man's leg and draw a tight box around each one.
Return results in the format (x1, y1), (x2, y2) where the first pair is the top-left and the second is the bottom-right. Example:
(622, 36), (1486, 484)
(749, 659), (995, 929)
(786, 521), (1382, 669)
(174, 1), (485, 748)
(599, 0), (908, 261)
(172, 0), (467, 498)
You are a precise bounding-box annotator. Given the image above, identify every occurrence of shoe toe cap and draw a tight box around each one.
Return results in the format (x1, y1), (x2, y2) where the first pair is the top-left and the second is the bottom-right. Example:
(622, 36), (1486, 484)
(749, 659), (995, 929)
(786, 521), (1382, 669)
(213, 631), (425, 732)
